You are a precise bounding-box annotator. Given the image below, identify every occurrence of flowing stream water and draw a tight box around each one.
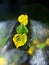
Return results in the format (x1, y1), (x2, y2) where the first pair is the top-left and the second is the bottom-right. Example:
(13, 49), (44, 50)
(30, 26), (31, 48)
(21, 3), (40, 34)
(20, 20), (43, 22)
(0, 20), (27, 65)
(0, 20), (17, 52)
(0, 20), (49, 65)
(28, 20), (49, 65)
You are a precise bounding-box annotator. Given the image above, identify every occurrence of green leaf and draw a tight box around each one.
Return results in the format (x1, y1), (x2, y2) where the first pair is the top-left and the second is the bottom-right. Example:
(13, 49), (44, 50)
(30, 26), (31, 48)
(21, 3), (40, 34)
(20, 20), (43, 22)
(36, 43), (46, 48)
(16, 24), (29, 34)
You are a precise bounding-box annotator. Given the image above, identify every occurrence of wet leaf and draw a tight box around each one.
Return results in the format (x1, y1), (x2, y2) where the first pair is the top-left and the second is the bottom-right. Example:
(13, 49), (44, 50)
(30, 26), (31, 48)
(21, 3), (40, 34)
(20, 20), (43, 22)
(36, 43), (46, 48)
(13, 34), (27, 48)
(28, 46), (35, 55)
(18, 14), (28, 26)
(16, 24), (29, 34)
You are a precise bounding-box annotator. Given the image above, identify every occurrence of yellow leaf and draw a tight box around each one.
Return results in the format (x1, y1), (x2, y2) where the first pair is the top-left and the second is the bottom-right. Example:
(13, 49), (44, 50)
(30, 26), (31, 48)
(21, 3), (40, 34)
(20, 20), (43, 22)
(32, 40), (39, 45)
(46, 38), (49, 46)
(28, 46), (35, 55)
(0, 57), (8, 65)
(13, 34), (27, 48)
(18, 14), (28, 26)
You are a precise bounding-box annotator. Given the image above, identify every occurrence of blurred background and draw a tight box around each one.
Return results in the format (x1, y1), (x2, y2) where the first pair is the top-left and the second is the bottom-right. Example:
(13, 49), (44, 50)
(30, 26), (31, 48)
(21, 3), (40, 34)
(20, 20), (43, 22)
(0, 0), (49, 25)
(0, 1), (49, 65)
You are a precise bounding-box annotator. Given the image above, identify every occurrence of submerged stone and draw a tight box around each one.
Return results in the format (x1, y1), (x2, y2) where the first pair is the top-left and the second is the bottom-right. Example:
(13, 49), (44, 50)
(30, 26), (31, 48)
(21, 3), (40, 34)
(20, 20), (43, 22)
(29, 49), (47, 65)
(0, 20), (17, 47)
